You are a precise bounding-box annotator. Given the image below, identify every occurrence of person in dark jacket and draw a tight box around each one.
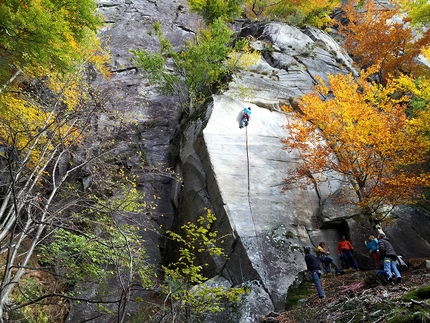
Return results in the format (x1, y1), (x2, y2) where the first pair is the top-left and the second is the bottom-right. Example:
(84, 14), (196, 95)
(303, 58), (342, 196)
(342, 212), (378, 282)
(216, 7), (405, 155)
(304, 246), (325, 299)
(378, 233), (401, 284)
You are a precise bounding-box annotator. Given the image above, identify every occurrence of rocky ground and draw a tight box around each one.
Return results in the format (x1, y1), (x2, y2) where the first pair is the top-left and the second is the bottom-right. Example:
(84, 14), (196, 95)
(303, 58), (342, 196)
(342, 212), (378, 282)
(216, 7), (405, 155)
(263, 258), (430, 323)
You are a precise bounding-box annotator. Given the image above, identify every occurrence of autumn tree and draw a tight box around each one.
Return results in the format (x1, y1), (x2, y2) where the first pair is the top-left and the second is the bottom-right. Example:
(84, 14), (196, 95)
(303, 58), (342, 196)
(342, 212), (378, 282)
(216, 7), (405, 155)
(393, 65), (430, 161)
(394, 73), (430, 117)
(339, 0), (430, 82)
(281, 68), (430, 228)
(0, 0), (139, 320)
(186, 0), (341, 28)
(0, 69), (153, 321)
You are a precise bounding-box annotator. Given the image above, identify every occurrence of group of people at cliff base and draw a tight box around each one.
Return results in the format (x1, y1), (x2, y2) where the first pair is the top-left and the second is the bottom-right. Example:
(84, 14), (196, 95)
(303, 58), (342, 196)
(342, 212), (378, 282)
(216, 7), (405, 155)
(304, 233), (402, 299)
(239, 107), (251, 129)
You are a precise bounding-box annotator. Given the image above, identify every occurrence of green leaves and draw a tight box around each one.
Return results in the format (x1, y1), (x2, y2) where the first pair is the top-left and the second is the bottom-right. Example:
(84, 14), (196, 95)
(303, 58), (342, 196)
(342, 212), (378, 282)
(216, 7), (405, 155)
(39, 219), (152, 292)
(163, 209), (246, 322)
(178, 19), (233, 96)
(186, 0), (341, 27)
(187, 0), (243, 24)
(399, 0), (430, 28)
(0, 0), (105, 84)
(282, 68), (430, 223)
(243, 0), (341, 27)
(132, 18), (234, 113)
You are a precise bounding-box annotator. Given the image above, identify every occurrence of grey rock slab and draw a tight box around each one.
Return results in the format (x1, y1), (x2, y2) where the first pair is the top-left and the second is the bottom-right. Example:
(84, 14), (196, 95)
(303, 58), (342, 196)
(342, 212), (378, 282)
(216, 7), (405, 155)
(67, 0), (199, 322)
(234, 281), (275, 323)
(176, 17), (430, 322)
(177, 20), (359, 317)
(226, 22), (357, 111)
(202, 95), (336, 310)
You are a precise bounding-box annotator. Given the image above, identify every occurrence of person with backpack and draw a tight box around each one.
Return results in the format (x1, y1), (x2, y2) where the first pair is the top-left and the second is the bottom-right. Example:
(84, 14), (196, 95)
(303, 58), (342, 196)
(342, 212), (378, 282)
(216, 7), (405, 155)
(304, 246), (325, 299)
(239, 107), (251, 129)
(365, 235), (380, 267)
(378, 233), (402, 284)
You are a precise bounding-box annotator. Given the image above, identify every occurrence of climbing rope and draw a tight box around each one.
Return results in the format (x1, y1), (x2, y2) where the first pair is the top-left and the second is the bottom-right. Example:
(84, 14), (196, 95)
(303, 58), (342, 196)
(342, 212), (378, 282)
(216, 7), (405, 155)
(245, 124), (269, 287)
(245, 124), (250, 194)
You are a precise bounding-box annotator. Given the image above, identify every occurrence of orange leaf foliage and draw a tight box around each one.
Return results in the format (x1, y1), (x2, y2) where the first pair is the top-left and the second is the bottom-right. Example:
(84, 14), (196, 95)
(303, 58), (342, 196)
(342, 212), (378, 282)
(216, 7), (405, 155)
(339, 0), (430, 82)
(282, 69), (430, 219)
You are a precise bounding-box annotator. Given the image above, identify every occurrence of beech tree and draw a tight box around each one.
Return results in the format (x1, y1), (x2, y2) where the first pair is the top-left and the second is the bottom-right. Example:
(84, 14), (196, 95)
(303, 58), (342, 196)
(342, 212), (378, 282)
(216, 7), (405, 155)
(393, 69), (430, 145)
(0, 1), (141, 320)
(339, 0), (430, 82)
(281, 68), (430, 227)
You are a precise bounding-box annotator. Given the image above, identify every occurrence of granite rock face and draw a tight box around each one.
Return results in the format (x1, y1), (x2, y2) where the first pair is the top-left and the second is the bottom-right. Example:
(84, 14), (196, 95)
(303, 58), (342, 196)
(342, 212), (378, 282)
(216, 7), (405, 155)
(67, 1), (430, 321)
(66, 0), (200, 321)
(174, 22), (355, 315)
(174, 22), (430, 320)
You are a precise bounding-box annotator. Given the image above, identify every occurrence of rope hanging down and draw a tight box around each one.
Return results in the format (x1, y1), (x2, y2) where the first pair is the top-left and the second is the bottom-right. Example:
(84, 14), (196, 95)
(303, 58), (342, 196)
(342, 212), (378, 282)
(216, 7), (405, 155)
(245, 125), (268, 286)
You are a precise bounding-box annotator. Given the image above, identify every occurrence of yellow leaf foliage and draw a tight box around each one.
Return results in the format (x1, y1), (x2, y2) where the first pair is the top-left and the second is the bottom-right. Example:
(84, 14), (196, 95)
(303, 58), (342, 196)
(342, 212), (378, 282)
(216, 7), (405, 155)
(0, 74), (84, 170)
(393, 73), (430, 136)
(0, 0), (110, 84)
(227, 42), (260, 70)
(243, 0), (341, 27)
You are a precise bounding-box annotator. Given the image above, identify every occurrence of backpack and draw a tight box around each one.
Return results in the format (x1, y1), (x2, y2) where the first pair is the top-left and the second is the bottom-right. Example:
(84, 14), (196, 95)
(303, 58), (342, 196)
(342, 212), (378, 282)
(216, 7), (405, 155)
(395, 255), (408, 271)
